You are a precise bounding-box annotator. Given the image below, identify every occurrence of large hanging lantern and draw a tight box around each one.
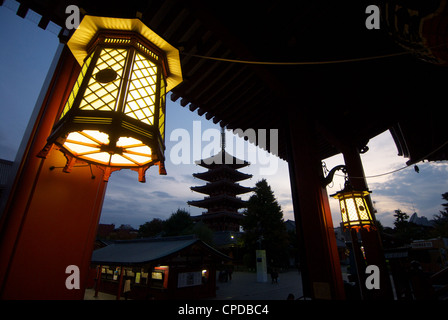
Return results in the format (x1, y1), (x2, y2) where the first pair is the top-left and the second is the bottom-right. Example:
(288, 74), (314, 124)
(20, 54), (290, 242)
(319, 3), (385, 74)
(38, 16), (182, 182)
(331, 185), (375, 231)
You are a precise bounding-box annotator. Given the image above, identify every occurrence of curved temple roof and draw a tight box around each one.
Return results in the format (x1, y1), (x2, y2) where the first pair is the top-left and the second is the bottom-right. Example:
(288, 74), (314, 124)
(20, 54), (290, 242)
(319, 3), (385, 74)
(8, 0), (448, 163)
(91, 236), (230, 265)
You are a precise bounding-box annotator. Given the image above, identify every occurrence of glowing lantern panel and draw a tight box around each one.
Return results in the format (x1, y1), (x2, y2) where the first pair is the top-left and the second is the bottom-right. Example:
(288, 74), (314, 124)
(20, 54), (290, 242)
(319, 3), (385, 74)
(332, 190), (375, 231)
(39, 16), (182, 182)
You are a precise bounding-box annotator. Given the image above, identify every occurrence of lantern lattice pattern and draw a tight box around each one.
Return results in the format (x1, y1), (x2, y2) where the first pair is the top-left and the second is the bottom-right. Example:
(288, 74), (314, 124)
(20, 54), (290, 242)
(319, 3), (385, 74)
(38, 16), (182, 182)
(332, 190), (375, 231)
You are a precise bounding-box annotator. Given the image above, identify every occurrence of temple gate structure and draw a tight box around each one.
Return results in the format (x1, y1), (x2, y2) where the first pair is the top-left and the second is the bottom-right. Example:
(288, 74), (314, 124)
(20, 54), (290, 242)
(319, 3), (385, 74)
(1, 1), (447, 300)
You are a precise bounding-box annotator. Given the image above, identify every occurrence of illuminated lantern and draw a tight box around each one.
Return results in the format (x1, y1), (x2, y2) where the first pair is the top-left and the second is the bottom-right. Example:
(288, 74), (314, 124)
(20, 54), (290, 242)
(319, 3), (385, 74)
(38, 16), (182, 182)
(331, 186), (375, 231)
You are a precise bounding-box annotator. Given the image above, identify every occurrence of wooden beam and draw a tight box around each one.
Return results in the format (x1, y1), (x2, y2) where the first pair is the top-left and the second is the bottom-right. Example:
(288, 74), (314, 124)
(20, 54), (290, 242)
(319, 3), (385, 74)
(185, 50), (234, 102)
(180, 98), (189, 107)
(38, 16), (50, 29)
(16, 3), (29, 18)
(201, 70), (252, 113)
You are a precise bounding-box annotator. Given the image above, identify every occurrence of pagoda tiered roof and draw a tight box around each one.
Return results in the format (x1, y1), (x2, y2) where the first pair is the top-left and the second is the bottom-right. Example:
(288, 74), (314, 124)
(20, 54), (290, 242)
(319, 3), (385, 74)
(188, 194), (248, 210)
(192, 211), (245, 221)
(195, 151), (250, 169)
(191, 179), (254, 196)
(193, 166), (252, 183)
(189, 131), (252, 232)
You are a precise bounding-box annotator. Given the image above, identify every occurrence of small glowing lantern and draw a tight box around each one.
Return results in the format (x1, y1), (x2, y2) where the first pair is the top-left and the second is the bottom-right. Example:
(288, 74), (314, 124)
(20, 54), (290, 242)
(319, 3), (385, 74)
(331, 187), (375, 231)
(39, 16), (182, 182)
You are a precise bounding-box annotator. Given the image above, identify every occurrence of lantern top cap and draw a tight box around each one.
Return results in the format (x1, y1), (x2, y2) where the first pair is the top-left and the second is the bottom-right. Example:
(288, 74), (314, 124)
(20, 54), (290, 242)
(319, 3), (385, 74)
(67, 15), (182, 92)
(331, 189), (371, 199)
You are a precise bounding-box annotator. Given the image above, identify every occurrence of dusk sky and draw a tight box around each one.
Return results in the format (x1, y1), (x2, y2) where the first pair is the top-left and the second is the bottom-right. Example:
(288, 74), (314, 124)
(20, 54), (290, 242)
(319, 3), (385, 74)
(1, 3), (448, 230)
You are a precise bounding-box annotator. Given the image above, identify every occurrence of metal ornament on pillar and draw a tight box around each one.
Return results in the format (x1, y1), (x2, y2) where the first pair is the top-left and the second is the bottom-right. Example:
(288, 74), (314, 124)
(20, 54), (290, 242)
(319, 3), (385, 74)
(38, 16), (182, 182)
(323, 164), (375, 231)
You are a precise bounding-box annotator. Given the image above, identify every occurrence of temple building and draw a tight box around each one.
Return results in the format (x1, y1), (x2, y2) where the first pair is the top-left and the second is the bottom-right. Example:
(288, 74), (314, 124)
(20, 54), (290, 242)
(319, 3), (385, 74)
(6, 1), (448, 301)
(188, 129), (254, 234)
(89, 235), (230, 300)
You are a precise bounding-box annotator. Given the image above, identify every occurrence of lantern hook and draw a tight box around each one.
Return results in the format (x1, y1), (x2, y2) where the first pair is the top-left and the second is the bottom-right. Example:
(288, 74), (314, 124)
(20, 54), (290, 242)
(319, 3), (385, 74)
(322, 164), (347, 187)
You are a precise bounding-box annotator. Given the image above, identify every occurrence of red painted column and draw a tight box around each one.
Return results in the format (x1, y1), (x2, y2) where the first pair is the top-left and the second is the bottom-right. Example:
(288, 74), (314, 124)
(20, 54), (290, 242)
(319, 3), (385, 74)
(286, 108), (345, 300)
(116, 266), (124, 300)
(342, 144), (394, 300)
(0, 45), (108, 299)
(94, 266), (102, 298)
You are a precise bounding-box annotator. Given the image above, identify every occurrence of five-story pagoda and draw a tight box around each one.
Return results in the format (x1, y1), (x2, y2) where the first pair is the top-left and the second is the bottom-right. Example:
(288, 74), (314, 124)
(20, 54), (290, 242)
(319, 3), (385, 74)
(188, 128), (254, 232)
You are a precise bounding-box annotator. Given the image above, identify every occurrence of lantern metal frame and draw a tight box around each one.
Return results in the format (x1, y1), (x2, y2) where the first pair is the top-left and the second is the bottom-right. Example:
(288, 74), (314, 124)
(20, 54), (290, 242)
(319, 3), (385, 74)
(324, 164), (376, 231)
(38, 16), (182, 182)
(331, 185), (375, 231)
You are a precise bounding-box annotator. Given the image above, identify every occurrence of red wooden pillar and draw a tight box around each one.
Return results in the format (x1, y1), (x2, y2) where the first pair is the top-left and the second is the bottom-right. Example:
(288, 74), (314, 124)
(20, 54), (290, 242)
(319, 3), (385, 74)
(286, 108), (345, 300)
(342, 144), (394, 300)
(94, 266), (102, 297)
(116, 266), (124, 300)
(0, 44), (108, 299)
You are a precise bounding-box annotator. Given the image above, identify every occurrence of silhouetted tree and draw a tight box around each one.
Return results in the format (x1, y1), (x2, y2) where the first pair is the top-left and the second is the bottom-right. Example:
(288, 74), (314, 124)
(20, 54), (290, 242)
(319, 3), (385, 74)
(393, 209), (409, 229)
(433, 192), (448, 237)
(190, 221), (214, 246)
(392, 209), (413, 244)
(441, 192), (448, 213)
(138, 218), (164, 237)
(109, 224), (138, 240)
(163, 208), (194, 236)
(138, 209), (215, 245)
(393, 209), (432, 243)
(241, 179), (289, 268)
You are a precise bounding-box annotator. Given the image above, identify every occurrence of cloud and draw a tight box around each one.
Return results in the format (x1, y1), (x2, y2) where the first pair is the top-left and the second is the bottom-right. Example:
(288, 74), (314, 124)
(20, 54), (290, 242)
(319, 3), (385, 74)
(152, 191), (175, 198)
(100, 167), (207, 228)
(98, 116), (448, 231)
(369, 162), (448, 226)
(325, 161), (448, 228)
(324, 131), (448, 228)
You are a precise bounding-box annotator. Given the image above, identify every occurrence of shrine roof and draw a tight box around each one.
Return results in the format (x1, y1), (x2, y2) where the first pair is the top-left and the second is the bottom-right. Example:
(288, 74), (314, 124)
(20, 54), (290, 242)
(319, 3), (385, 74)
(91, 235), (229, 265)
(10, 0), (448, 163)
